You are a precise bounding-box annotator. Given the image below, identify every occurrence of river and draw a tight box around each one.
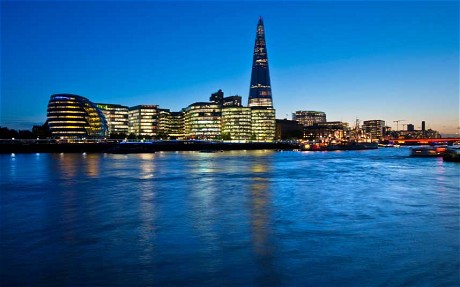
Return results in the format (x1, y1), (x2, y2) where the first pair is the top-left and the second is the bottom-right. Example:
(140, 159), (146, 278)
(1, 148), (459, 286)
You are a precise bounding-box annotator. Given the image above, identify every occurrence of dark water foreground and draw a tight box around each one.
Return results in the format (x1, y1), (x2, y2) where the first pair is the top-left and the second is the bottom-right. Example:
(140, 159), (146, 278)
(1, 149), (459, 286)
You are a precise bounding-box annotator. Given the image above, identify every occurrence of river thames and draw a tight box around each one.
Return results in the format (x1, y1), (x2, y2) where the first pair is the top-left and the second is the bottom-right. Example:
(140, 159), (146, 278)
(1, 148), (459, 286)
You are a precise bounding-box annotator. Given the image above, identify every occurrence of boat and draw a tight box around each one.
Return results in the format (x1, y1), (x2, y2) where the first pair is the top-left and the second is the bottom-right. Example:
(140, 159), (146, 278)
(301, 142), (378, 151)
(410, 146), (446, 157)
(442, 146), (460, 162)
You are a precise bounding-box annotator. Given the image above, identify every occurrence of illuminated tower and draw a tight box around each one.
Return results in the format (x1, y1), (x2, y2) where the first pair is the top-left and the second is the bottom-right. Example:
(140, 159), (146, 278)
(248, 17), (273, 107)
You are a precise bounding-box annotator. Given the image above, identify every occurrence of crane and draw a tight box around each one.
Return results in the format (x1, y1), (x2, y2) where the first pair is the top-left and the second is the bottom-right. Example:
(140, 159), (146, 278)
(393, 120), (406, 131)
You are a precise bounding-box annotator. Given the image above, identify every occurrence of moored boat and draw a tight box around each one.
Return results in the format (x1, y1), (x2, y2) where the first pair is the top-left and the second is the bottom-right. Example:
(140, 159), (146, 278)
(410, 146), (446, 157)
(442, 146), (460, 162)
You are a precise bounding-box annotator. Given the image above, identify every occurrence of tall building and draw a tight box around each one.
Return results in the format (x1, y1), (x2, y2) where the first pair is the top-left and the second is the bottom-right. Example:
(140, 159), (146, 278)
(293, 111), (327, 127)
(247, 17), (276, 141)
(96, 103), (129, 136)
(47, 94), (108, 139)
(248, 17), (273, 108)
(128, 105), (158, 138)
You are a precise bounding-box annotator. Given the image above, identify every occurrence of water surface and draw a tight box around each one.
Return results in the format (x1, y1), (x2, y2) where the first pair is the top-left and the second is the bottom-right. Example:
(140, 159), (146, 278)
(1, 149), (459, 286)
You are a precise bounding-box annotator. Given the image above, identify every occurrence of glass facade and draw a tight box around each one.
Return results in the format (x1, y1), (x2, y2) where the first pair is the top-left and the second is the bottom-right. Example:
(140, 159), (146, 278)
(128, 105), (158, 137)
(250, 107), (276, 142)
(184, 102), (222, 140)
(293, 111), (327, 127)
(248, 17), (273, 108)
(47, 94), (108, 139)
(221, 107), (252, 141)
(96, 103), (129, 135)
(362, 120), (385, 140)
(170, 112), (185, 139)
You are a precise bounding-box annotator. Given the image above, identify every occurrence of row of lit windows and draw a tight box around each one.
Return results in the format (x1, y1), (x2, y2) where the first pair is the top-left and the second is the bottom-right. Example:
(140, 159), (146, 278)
(48, 120), (87, 124)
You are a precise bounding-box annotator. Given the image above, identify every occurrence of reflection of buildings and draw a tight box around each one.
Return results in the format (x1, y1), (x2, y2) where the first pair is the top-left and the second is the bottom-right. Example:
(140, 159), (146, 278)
(47, 94), (108, 139)
(248, 156), (272, 256)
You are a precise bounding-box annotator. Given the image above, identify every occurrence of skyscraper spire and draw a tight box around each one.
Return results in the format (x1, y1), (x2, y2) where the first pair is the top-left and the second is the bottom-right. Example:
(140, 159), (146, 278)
(248, 17), (273, 107)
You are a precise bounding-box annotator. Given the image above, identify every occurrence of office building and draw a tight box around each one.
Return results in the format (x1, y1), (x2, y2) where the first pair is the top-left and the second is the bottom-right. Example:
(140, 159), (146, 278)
(221, 106), (252, 141)
(128, 105), (158, 138)
(184, 102), (222, 140)
(362, 120), (385, 140)
(251, 107), (276, 142)
(293, 111), (327, 127)
(96, 103), (129, 136)
(47, 94), (108, 139)
(304, 121), (349, 142)
(169, 111), (185, 139)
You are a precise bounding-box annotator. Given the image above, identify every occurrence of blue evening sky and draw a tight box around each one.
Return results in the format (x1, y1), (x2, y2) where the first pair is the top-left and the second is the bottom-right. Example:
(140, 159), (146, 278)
(1, 1), (459, 134)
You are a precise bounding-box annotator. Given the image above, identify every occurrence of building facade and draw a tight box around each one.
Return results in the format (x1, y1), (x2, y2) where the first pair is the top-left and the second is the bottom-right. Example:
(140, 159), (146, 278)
(128, 105), (158, 138)
(293, 111), (327, 127)
(248, 17), (273, 108)
(96, 103), (129, 136)
(221, 106), (252, 141)
(275, 119), (304, 140)
(184, 102), (222, 140)
(47, 94), (108, 139)
(250, 107), (276, 141)
(362, 120), (385, 141)
(304, 121), (349, 143)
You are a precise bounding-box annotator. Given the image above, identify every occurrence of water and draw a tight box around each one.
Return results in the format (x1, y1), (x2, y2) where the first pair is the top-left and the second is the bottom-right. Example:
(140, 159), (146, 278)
(1, 148), (459, 286)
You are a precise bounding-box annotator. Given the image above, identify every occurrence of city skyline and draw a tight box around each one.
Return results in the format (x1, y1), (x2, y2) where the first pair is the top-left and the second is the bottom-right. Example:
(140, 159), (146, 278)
(1, 1), (458, 134)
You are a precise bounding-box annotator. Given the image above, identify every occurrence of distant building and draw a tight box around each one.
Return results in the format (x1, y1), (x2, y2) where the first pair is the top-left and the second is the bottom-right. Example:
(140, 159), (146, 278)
(209, 89), (224, 105)
(47, 94), (108, 139)
(362, 120), (385, 141)
(304, 121), (349, 143)
(184, 102), (222, 140)
(275, 119), (303, 140)
(96, 103), (129, 136)
(293, 111), (327, 127)
(407, 124), (415, 132)
(128, 105), (158, 138)
(223, 96), (242, 107)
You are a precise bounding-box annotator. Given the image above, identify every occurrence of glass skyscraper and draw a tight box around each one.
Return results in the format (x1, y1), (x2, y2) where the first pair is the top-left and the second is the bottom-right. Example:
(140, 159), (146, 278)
(248, 17), (273, 108)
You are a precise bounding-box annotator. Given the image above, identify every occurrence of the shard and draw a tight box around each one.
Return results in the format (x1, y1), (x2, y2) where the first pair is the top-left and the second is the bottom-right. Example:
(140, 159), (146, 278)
(248, 17), (273, 108)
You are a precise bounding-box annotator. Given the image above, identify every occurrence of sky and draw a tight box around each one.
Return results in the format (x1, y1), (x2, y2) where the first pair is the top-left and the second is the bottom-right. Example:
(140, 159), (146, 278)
(1, 0), (459, 135)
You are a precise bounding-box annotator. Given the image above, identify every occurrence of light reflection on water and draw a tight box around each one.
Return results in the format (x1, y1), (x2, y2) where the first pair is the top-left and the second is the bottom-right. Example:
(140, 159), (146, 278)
(0, 148), (459, 286)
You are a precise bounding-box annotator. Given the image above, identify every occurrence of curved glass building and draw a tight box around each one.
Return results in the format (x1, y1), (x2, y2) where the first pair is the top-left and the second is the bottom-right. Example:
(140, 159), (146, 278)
(47, 94), (108, 139)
